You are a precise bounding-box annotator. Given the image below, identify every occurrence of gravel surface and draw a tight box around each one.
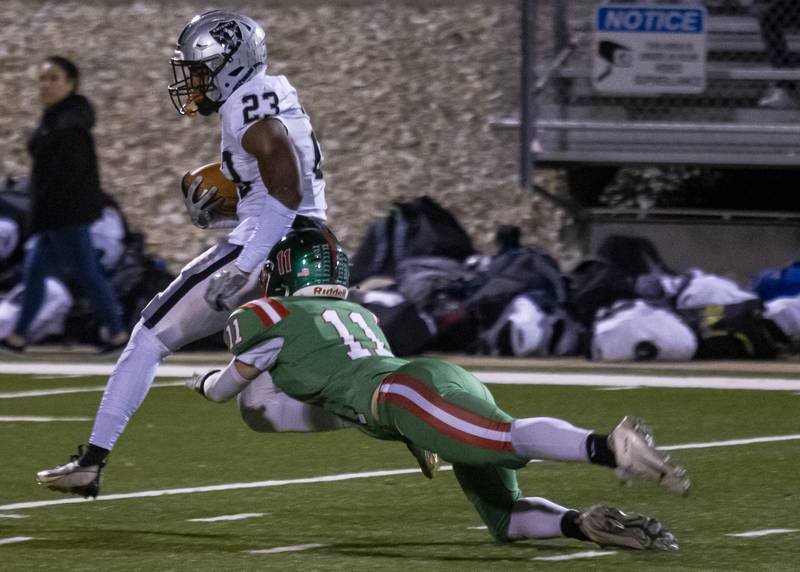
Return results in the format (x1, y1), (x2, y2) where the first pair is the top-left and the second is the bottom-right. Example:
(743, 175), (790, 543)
(0, 0), (577, 273)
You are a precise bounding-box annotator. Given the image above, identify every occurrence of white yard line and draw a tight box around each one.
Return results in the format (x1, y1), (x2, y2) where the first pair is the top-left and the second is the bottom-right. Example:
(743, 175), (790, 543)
(532, 550), (616, 561)
(3, 432), (800, 512)
(0, 514), (28, 519)
(0, 416), (92, 422)
(661, 434), (800, 451)
(727, 528), (798, 538)
(189, 512), (264, 522)
(0, 537), (34, 546)
(247, 543), (326, 555)
(0, 467), (446, 511)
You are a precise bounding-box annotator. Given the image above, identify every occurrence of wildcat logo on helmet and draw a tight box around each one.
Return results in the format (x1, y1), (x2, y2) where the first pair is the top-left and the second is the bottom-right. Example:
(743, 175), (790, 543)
(209, 21), (244, 57)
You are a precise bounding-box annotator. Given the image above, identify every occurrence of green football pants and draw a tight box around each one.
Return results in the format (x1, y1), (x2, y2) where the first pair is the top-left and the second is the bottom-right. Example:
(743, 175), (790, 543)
(375, 357), (527, 541)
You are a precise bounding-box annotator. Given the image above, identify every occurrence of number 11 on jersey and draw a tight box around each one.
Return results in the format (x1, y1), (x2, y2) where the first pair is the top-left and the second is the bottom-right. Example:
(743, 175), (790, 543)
(322, 309), (393, 360)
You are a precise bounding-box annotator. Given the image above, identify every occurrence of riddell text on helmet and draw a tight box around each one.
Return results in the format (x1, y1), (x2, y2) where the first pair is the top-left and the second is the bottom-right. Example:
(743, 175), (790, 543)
(314, 286), (347, 297)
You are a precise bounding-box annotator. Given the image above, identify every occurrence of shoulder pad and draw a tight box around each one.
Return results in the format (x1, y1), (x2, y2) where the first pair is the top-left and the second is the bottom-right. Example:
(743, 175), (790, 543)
(224, 297), (289, 354)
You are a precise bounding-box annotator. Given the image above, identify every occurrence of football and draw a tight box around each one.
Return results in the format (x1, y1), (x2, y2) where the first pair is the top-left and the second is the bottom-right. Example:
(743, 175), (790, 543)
(181, 162), (239, 217)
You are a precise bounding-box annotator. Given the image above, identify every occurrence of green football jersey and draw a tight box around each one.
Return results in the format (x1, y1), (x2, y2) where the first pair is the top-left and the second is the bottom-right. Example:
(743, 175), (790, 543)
(224, 296), (408, 432)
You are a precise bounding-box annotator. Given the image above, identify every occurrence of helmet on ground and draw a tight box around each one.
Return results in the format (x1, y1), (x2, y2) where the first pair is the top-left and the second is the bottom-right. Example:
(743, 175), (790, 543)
(260, 227), (350, 298)
(168, 10), (267, 116)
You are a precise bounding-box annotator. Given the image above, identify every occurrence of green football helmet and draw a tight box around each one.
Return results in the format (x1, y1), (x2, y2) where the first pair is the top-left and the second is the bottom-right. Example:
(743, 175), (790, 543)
(259, 227), (350, 298)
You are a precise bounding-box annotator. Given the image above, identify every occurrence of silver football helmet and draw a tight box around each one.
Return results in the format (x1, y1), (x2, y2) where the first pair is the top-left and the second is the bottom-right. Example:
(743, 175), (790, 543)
(168, 11), (267, 116)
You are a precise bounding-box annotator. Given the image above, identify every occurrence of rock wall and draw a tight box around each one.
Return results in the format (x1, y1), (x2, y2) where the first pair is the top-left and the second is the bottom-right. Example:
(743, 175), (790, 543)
(0, 0), (573, 272)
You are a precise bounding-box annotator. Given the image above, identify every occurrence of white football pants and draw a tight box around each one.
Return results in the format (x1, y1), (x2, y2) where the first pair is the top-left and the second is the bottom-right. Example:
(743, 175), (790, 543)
(89, 241), (325, 450)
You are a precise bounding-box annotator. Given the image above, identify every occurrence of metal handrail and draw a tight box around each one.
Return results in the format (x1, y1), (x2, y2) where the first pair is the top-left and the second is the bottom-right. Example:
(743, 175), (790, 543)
(535, 120), (800, 134)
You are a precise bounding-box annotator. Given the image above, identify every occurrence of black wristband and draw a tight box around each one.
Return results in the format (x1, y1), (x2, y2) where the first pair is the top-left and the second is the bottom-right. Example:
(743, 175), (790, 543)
(198, 369), (221, 397)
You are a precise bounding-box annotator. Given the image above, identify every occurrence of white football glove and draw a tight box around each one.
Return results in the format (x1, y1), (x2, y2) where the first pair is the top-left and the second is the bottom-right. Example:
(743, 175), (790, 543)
(185, 370), (220, 398)
(183, 176), (223, 229)
(204, 267), (251, 311)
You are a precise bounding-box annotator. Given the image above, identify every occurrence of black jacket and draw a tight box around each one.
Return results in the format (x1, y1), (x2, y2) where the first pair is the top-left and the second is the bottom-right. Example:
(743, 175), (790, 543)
(27, 93), (104, 233)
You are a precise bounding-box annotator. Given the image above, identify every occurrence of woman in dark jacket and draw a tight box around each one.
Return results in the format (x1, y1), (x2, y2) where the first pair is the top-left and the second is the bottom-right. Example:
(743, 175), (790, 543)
(0, 56), (127, 352)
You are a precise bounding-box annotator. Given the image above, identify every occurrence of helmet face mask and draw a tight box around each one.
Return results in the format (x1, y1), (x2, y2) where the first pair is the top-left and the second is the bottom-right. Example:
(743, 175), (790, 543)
(168, 60), (219, 116)
(260, 229), (350, 299)
(168, 11), (267, 116)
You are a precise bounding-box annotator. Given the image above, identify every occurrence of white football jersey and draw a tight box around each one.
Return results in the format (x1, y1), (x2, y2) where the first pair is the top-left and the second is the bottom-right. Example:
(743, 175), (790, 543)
(219, 72), (327, 244)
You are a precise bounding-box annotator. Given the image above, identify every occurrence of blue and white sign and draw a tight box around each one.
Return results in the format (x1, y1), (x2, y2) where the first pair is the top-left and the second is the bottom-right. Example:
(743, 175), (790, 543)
(593, 4), (707, 94)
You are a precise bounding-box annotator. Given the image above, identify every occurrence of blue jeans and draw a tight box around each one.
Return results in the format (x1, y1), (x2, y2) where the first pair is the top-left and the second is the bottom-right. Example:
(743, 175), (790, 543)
(15, 224), (124, 339)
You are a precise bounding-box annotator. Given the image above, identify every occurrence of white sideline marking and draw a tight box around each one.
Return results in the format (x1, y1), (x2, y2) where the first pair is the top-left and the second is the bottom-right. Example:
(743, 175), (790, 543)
(248, 543), (326, 555)
(0, 362), (200, 377)
(533, 550), (616, 561)
(2, 361), (800, 393)
(189, 512), (264, 522)
(727, 528), (798, 538)
(0, 381), (185, 399)
(3, 431), (800, 512)
(0, 416), (91, 422)
(477, 372), (800, 391)
(0, 514), (28, 519)
(0, 537), (34, 546)
(467, 525), (488, 530)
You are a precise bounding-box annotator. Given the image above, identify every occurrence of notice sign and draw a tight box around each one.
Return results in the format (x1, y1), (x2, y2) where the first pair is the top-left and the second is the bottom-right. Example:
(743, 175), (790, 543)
(593, 4), (707, 94)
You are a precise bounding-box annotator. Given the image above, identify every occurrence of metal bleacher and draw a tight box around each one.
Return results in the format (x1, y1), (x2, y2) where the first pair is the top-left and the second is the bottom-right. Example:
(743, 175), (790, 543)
(494, 0), (800, 168)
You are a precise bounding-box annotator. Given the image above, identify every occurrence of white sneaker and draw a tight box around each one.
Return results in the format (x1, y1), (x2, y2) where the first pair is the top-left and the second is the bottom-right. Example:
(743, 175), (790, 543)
(36, 446), (104, 498)
(578, 505), (679, 551)
(608, 417), (690, 495)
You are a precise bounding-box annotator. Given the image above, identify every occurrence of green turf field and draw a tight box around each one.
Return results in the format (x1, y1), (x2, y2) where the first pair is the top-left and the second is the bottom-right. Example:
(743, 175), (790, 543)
(1, 365), (798, 571)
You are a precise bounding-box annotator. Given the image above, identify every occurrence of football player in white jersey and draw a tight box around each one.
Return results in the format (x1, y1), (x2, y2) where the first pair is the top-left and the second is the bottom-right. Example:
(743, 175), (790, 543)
(34, 11), (349, 497)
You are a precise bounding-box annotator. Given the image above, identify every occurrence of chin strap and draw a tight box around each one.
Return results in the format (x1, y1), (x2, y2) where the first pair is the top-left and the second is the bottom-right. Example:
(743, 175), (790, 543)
(197, 97), (221, 116)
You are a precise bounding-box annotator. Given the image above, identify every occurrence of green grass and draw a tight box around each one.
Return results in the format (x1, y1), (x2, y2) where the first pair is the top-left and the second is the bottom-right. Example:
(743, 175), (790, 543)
(1, 371), (798, 570)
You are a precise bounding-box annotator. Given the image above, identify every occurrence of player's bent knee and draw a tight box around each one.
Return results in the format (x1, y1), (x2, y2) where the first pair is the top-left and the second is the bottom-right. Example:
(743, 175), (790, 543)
(486, 519), (514, 543)
(238, 400), (278, 433)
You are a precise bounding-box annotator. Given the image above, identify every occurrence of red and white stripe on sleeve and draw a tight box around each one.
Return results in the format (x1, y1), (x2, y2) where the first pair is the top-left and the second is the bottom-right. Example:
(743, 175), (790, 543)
(243, 297), (289, 327)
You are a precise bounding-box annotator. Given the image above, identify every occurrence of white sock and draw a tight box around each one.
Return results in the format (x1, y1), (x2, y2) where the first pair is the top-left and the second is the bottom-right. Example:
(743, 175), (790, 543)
(507, 497), (570, 539)
(237, 372), (348, 432)
(89, 322), (170, 450)
(510, 417), (591, 461)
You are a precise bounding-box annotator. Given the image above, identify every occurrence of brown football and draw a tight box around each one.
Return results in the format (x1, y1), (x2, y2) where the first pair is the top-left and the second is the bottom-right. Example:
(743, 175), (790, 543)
(181, 162), (238, 217)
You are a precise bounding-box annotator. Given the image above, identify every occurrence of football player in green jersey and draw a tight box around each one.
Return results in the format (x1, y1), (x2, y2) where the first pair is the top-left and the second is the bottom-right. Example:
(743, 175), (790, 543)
(188, 227), (690, 551)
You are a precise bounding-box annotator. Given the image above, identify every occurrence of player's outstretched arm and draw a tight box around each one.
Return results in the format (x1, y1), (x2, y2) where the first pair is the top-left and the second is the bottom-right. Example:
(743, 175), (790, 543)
(187, 359), (262, 403)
